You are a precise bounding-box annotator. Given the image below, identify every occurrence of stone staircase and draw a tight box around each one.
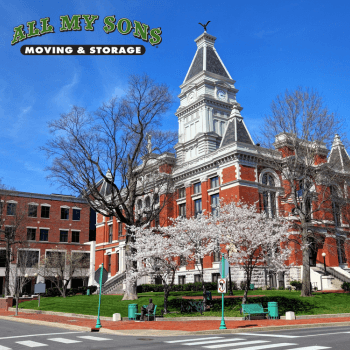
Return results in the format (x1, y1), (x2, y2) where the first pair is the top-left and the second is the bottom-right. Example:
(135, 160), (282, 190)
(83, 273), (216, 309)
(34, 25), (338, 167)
(100, 272), (126, 295)
(311, 266), (346, 290)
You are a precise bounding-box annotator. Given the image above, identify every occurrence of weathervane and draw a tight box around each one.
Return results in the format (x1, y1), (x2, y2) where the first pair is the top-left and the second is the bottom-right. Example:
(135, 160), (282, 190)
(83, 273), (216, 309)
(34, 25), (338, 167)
(199, 21), (211, 32)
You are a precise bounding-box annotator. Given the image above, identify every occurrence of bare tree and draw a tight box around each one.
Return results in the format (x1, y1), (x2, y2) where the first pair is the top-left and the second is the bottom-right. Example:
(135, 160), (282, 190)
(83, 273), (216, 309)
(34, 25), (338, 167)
(0, 181), (29, 295)
(37, 249), (90, 298)
(11, 247), (35, 316)
(41, 74), (177, 300)
(259, 87), (347, 297)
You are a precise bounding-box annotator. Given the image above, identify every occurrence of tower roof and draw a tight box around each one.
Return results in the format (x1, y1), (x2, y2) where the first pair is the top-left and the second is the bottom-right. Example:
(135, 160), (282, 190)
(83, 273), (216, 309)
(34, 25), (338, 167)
(220, 104), (254, 147)
(184, 32), (232, 83)
(328, 134), (350, 172)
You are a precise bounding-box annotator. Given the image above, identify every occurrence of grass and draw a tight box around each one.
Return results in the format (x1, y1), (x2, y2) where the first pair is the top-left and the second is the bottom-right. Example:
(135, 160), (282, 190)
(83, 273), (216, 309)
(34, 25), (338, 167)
(17, 290), (350, 318)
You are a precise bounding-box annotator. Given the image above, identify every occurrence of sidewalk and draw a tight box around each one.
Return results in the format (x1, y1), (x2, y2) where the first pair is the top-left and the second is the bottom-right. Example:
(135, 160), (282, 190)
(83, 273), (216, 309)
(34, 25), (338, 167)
(2, 310), (350, 336)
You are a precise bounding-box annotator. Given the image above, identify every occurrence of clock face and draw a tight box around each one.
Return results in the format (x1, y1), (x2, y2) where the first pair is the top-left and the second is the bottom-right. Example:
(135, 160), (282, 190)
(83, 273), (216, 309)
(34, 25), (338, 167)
(188, 92), (194, 101)
(217, 90), (225, 100)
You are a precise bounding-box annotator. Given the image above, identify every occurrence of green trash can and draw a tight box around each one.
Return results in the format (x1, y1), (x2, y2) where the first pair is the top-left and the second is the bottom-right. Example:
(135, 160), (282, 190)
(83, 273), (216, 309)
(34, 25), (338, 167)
(249, 284), (255, 290)
(268, 302), (279, 319)
(86, 289), (90, 296)
(206, 291), (212, 301)
(128, 304), (138, 320)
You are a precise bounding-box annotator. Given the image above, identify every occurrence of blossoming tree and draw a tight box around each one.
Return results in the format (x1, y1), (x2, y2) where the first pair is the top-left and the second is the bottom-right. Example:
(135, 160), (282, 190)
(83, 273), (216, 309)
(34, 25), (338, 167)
(216, 201), (292, 304)
(128, 225), (188, 314)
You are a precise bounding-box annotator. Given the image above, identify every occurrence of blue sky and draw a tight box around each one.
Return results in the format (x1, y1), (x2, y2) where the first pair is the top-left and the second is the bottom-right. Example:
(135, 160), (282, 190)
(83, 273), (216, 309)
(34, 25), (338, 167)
(1, 0), (350, 195)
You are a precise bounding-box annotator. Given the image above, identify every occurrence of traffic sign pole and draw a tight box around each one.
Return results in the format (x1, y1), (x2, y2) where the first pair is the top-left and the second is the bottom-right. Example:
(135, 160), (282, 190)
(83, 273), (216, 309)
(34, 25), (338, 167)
(219, 253), (227, 330)
(95, 263), (104, 328)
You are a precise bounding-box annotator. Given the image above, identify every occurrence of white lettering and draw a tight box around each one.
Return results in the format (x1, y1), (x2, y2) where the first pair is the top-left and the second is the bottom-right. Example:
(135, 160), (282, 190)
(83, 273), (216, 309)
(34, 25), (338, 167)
(127, 47), (135, 54)
(25, 47), (34, 54)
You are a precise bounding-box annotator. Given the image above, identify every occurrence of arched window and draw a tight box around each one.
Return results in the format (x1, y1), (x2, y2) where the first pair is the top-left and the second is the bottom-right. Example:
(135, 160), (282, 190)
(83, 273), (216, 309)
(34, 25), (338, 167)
(261, 173), (276, 218)
(330, 186), (341, 226)
(137, 200), (142, 210)
(145, 196), (151, 208)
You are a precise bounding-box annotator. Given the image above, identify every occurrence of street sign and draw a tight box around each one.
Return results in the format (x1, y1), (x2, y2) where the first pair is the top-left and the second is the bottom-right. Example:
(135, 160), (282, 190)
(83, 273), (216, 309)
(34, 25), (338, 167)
(34, 283), (46, 294)
(219, 260), (229, 278)
(94, 267), (108, 285)
(218, 278), (227, 293)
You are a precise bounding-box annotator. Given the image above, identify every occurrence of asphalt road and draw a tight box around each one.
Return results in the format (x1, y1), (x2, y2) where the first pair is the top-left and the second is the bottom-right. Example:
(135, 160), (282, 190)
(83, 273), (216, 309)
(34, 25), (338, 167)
(0, 320), (349, 350)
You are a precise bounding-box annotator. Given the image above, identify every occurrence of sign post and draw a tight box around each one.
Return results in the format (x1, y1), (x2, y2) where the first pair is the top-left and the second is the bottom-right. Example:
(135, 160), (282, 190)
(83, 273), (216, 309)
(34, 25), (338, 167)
(219, 253), (227, 330)
(34, 283), (46, 308)
(94, 263), (108, 329)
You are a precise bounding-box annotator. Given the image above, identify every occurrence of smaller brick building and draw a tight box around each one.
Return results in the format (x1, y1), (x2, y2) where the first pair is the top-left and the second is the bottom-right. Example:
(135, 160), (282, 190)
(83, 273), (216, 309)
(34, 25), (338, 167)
(0, 190), (95, 295)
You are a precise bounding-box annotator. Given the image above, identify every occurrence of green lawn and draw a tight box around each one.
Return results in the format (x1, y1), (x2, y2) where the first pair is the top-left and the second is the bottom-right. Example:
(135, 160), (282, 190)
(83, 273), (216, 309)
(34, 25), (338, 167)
(17, 290), (350, 318)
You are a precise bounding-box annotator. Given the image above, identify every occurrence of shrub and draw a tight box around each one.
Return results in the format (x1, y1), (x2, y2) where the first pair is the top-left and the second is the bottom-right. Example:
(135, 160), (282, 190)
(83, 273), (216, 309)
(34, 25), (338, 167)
(341, 282), (350, 292)
(289, 280), (302, 291)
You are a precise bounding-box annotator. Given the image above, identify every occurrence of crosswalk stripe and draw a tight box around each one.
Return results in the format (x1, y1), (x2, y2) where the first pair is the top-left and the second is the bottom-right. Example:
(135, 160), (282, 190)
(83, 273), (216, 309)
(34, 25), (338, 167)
(165, 337), (223, 343)
(16, 340), (48, 347)
(285, 347), (331, 350)
(203, 340), (270, 348)
(238, 333), (300, 338)
(77, 336), (113, 341)
(232, 343), (297, 350)
(48, 337), (82, 343)
(0, 346), (12, 350)
(182, 338), (245, 346)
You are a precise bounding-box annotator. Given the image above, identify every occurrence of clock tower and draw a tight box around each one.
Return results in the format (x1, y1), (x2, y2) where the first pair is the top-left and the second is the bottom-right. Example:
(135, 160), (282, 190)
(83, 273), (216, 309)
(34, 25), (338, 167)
(174, 31), (252, 164)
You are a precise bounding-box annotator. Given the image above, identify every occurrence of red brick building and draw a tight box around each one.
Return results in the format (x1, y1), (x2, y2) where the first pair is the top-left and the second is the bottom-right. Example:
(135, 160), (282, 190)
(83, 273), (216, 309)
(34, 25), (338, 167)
(94, 31), (350, 293)
(0, 190), (94, 295)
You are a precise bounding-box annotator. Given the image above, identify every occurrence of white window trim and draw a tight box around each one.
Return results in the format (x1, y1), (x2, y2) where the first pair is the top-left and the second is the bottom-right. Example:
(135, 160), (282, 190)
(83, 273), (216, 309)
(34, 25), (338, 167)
(39, 227), (50, 230)
(60, 205), (70, 209)
(72, 206), (82, 210)
(40, 203), (51, 207)
(28, 202), (39, 206)
(26, 226), (38, 229)
(17, 248), (40, 265)
(71, 229), (81, 232)
(6, 200), (18, 203)
(45, 249), (67, 264)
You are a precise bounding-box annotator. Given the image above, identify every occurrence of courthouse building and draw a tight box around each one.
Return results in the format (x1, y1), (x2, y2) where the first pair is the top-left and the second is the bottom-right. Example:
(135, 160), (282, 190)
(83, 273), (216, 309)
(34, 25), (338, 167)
(94, 31), (350, 293)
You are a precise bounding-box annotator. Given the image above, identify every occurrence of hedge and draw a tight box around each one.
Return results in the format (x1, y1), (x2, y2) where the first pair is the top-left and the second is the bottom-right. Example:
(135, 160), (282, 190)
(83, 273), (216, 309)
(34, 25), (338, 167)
(137, 281), (238, 293)
(42, 285), (98, 297)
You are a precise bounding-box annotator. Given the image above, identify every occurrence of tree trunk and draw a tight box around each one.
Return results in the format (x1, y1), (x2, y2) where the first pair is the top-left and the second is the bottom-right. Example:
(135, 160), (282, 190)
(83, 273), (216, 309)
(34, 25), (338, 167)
(164, 284), (169, 314)
(5, 241), (10, 296)
(122, 278), (138, 300)
(15, 295), (19, 316)
(301, 230), (312, 297)
(200, 259), (206, 312)
(242, 269), (252, 304)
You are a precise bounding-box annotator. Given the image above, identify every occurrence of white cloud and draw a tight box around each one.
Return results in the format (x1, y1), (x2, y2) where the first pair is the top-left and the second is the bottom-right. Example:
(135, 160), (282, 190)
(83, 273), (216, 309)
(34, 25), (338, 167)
(52, 72), (79, 107)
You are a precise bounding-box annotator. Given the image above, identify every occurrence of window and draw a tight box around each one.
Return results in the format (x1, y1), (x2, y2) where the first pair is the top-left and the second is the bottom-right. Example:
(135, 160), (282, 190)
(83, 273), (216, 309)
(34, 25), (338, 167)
(155, 215), (159, 227)
(40, 229), (49, 241)
(118, 222), (123, 236)
(18, 250), (39, 267)
(72, 231), (80, 243)
(41, 206), (50, 218)
(0, 250), (5, 267)
(212, 273), (220, 283)
(211, 193), (219, 216)
(194, 274), (201, 283)
(61, 207), (69, 220)
(210, 176), (219, 188)
(5, 226), (14, 238)
(180, 255), (187, 266)
(194, 199), (202, 217)
(73, 252), (90, 268)
(153, 193), (159, 205)
(261, 173), (276, 218)
(179, 203), (186, 218)
(193, 182), (201, 194)
(72, 208), (81, 221)
(60, 230), (68, 242)
(46, 251), (65, 267)
(27, 228), (36, 241)
(28, 205), (37, 218)
(178, 276), (186, 285)
(109, 225), (113, 243)
(213, 250), (220, 262)
(137, 199), (142, 210)
(7, 203), (16, 216)
(330, 186), (341, 226)
(145, 196), (150, 208)
(0, 202), (3, 215)
(107, 254), (111, 273)
(178, 187), (186, 199)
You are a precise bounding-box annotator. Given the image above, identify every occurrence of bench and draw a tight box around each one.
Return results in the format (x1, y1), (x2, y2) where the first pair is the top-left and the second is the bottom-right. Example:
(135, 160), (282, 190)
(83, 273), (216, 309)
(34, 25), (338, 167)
(135, 305), (157, 321)
(241, 303), (269, 320)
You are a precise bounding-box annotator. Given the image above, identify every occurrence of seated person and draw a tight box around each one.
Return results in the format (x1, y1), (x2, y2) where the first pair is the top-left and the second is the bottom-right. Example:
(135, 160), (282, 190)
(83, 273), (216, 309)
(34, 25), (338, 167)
(141, 298), (155, 320)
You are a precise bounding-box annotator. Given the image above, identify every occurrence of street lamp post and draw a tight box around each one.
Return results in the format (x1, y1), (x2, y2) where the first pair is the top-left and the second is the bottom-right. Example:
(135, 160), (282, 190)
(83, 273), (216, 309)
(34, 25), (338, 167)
(322, 252), (327, 274)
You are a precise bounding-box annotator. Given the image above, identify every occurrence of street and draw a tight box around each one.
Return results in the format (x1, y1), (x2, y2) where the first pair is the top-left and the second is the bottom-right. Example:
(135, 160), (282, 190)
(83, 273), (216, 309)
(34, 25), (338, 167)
(0, 320), (349, 349)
